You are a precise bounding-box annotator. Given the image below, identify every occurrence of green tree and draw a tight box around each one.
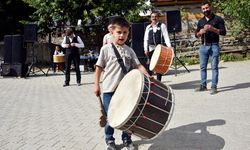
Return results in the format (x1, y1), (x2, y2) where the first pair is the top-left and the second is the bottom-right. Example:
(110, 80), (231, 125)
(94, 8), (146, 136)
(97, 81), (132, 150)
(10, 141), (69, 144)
(0, 0), (34, 40)
(22, 0), (151, 35)
(212, 0), (250, 38)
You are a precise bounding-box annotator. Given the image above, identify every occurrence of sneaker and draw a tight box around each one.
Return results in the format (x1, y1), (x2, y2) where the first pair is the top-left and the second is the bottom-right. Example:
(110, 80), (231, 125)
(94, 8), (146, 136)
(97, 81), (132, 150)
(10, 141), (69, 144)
(123, 140), (135, 150)
(210, 87), (217, 95)
(77, 83), (81, 86)
(195, 85), (207, 92)
(107, 142), (117, 150)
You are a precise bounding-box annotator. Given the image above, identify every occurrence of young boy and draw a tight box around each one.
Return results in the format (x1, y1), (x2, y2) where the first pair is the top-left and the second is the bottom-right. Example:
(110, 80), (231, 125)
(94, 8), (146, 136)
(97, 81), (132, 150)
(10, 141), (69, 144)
(94, 17), (150, 150)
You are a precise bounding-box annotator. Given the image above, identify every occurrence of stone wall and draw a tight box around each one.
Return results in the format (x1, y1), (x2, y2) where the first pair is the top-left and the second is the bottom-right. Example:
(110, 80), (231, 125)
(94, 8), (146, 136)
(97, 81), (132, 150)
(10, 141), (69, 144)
(0, 29), (249, 66)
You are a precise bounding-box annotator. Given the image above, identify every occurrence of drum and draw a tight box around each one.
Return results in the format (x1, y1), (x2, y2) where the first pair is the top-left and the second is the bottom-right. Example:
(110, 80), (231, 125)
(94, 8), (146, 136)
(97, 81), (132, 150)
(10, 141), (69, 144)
(108, 69), (174, 139)
(53, 55), (65, 63)
(149, 44), (174, 74)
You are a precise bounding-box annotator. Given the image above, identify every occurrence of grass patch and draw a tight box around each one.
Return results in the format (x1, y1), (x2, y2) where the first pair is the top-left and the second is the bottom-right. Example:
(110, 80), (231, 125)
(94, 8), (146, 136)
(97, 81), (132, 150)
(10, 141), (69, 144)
(178, 52), (250, 65)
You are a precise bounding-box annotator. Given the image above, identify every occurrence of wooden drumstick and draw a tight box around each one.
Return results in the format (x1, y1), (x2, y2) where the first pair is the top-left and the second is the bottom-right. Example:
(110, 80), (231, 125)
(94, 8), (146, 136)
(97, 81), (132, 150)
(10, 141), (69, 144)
(146, 56), (150, 65)
(98, 96), (107, 127)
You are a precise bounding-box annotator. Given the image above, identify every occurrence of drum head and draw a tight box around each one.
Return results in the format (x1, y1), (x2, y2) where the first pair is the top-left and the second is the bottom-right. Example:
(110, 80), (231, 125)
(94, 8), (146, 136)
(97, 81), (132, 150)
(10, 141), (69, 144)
(149, 44), (161, 71)
(108, 69), (144, 128)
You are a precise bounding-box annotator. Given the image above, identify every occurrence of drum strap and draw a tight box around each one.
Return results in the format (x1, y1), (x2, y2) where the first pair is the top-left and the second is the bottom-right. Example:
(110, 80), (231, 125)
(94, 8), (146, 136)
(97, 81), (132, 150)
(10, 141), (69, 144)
(111, 43), (128, 74)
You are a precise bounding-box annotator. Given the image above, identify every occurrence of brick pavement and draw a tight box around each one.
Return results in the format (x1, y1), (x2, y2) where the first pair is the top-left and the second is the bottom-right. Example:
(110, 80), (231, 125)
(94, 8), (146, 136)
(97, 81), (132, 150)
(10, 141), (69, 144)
(0, 60), (250, 150)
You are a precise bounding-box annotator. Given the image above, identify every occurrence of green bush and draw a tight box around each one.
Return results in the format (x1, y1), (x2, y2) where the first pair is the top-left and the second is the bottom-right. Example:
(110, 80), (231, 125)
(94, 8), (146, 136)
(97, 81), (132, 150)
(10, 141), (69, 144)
(220, 53), (245, 62)
(246, 52), (250, 60)
(178, 56), (199, 65)
(176, 52), (250, 66)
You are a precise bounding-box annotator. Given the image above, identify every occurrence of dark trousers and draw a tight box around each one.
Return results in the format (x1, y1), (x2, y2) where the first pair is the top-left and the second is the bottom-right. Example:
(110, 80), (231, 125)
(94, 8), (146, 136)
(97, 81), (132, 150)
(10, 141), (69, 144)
(64, 51), (81, 84)
(148, 50), (162, 81)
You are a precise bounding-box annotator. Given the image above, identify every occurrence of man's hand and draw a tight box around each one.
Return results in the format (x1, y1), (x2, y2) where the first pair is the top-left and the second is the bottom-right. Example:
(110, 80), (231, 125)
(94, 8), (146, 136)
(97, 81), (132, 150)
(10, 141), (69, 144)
(197, 28), (206, 37)
(200, 28), (207, 34)
(204, 24), (212, 31)
(204, 24), (220, 34)
(144, 50), (149, 56)
(65, 44), (70, 48)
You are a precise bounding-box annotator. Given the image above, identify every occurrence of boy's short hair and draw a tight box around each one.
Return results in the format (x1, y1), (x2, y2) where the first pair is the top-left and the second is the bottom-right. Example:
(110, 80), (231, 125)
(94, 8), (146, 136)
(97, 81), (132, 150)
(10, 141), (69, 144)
(110, 16), (130, 29)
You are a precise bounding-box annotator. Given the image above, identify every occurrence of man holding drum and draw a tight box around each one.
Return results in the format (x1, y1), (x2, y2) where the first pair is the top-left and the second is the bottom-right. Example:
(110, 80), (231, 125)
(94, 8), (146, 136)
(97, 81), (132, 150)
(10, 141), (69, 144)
(144, 11), (171, 81)
(94, 17), (149, 150)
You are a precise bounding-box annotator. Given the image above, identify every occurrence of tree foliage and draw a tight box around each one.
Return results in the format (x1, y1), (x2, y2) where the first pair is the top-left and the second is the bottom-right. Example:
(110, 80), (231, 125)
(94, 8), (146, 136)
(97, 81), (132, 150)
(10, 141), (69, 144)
(22, 0), (151, 35)
(0, 0), (34, 40)
(211, 0), (250, 37)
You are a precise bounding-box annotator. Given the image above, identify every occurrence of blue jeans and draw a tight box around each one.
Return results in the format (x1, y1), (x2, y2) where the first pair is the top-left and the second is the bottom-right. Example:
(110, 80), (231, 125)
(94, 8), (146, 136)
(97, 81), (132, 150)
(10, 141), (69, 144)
(103, 92), (131, 144)
(199, 43), (220, 88)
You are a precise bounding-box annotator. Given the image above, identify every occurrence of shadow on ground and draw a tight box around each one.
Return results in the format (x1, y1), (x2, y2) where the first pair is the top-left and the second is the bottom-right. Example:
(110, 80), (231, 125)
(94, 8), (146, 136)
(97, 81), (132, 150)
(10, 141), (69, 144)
(134, 119), (226, 150)
(166, 80), (210, 90)
(218, 82), (250, 93)
(166, 68), (199, 76)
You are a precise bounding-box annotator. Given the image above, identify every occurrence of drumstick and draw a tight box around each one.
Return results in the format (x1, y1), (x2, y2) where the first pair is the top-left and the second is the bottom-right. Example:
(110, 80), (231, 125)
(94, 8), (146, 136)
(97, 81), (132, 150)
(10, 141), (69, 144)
(98, 96), (107, 127)
(146, 56), (150, 65)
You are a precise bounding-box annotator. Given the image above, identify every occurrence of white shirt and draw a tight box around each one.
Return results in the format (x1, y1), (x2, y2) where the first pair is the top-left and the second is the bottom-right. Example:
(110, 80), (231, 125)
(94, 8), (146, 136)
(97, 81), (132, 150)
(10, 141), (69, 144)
(95, 43), (140, 93)
(61, 34), (85, 48)
(54, 50), (64, 55)
(102, 33), (113, 46)
(144, 22), (171, 52)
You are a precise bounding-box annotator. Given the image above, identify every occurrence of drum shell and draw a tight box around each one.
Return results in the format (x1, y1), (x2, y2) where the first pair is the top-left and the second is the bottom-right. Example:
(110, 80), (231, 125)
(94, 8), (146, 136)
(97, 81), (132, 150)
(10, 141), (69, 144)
(108, 70), (174, 139)
(120, 78), (173, 139)
(150, 45), (173, 74)
(53, 55), (65, 63)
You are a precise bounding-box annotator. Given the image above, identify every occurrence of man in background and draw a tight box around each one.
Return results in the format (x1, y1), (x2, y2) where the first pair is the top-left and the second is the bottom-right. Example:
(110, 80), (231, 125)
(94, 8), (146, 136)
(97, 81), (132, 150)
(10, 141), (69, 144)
(195, 0), (226, 94)
(144, 11), (171, 81)
(61, 28), (85, 87)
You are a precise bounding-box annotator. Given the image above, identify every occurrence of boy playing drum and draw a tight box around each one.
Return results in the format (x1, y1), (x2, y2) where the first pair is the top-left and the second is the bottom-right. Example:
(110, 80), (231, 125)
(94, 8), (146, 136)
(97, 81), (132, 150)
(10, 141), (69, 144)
(94, 17), (150, 150)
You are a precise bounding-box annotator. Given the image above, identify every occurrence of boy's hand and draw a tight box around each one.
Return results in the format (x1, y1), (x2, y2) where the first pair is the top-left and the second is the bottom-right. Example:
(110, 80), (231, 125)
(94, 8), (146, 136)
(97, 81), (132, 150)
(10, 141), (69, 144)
(94, 84), (101, 96)
(149, 76), (155, 79)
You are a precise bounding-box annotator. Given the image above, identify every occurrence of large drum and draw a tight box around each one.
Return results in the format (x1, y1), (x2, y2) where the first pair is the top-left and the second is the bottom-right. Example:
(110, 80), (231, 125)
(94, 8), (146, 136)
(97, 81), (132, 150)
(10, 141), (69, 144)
(53, 55), (65, 63)
(149, 44), (174, 74)
(108, 69), (174, 139)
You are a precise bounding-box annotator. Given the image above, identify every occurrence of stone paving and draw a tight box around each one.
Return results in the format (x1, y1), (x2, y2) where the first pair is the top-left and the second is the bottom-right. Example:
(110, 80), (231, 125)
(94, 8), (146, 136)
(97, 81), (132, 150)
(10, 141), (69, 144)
(0, 60), (250, 150)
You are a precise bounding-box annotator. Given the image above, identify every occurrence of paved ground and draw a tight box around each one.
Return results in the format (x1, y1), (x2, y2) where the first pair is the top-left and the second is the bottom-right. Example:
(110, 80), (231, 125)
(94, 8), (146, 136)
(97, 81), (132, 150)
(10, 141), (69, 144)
(0, 60), (250, 150)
